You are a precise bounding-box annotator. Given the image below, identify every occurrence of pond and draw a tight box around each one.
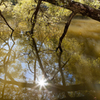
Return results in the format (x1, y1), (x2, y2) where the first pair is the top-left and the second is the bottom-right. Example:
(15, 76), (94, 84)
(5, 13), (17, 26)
(0, 17), (100, 99)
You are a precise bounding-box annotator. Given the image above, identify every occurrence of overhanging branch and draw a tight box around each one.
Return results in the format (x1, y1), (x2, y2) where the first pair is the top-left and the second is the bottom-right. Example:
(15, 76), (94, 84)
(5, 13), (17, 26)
(43, 0), (100, 22)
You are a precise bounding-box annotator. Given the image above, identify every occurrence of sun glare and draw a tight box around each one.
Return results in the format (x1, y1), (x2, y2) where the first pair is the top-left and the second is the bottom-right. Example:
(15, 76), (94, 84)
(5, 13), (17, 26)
(37, 78), (48, 89)
(38, 79), (46, 86)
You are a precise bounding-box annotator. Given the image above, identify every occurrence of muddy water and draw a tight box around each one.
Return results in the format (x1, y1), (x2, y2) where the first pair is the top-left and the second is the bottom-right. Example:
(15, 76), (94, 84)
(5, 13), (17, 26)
(67, 19), (100, 57)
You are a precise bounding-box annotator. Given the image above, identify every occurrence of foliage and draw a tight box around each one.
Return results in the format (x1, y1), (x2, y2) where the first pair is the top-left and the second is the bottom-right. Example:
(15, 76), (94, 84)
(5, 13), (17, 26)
(0, 0), (100, 100)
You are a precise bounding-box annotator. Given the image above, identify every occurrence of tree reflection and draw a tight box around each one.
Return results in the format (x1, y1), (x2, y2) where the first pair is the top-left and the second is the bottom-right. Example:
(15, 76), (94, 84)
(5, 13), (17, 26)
(1, 1), (100, 100)
(0, 37), (15, 99)
(1, 20), (100, 100)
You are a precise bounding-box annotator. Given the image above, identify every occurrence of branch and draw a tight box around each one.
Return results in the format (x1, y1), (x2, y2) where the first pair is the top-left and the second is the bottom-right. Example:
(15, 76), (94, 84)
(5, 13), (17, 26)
(1, 78), (100, 91)
(28, 0), (47, 78)
(6, 72), (15, 82)
(31, 37), (47, 78)
(27, 61), (34, 74)
(1, 38), (15, 98)
(51, 58), (70, 80)
(56, 11), (76, 53)
(58, 52), (70, 98)
(43, 0), (100, 22)
(0, 10), (14, 37)
(30, 0), (42, 35)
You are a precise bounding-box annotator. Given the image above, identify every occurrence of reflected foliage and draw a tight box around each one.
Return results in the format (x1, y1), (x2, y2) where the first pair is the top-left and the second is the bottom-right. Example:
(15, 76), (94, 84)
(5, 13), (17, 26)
(0, 0), (100, 100)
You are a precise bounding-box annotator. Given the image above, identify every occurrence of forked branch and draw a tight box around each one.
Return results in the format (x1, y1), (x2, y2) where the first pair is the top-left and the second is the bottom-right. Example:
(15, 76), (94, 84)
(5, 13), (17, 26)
(56, 11), (76, 53)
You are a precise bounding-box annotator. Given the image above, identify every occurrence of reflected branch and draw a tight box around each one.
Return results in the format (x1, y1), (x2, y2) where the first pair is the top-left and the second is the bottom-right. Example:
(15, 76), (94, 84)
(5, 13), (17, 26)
(58, 52), (70, 99)
(2, 50), (8, 99)
(31, 37), (47, 78)
(27, 61), (34, 74)
(56, 11), (76, 53)
(29, 0), (47, 79)
(0, 10), (14, 37)
(34, 60), (36, 82)
(0, 37), (9, 47)
(0, 37), (15, 99)
(1, 77), (100, 91)
(6, 72), (15, 82)
(30, 0), (42, 35)
(51, 58), (70, 81)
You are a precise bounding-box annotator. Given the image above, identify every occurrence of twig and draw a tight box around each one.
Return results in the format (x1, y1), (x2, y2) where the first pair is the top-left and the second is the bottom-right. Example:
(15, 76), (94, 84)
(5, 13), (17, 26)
(51, 58), (70, 80)
(27, 61), (34, 74)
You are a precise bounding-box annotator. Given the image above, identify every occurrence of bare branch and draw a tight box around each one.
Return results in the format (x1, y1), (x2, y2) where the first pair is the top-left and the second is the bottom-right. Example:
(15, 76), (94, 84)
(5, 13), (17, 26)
(34, 60), (36, 82)
(57, 51), (70, 98)
(43, 0), (100, 22)
(0, 10), (14, 37)
(56, 11), (76, 53)
(6, 72), (15, 82)
(30, 0), (42, 35)
(51, 58), (70, 80)
(27, 61), (34, 74)
(31, 37), (47, 78)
